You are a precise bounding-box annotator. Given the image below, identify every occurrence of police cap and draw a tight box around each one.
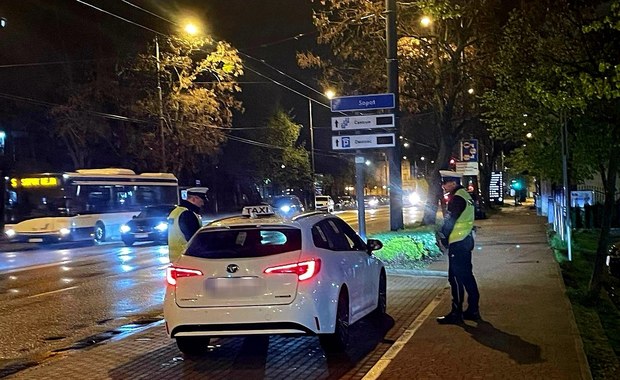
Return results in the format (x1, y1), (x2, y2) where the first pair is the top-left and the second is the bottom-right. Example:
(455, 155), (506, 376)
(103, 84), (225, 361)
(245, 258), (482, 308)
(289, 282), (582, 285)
(439, 170), (462, 183)
(186, 187), (209, 199)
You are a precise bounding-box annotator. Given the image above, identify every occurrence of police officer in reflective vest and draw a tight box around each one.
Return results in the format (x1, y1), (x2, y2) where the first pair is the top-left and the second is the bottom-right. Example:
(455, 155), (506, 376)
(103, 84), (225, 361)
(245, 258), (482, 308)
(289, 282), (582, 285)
(168, 187), (208, 262)
(436, 170), (481, 324)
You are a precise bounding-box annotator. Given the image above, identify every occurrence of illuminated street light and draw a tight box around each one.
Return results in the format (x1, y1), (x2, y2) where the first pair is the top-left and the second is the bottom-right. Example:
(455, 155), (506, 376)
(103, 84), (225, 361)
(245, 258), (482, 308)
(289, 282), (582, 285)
(184, 23), (199, 35)
(526, 132), (533, 139)
(420, 16), (432, 27)
(468, 88), (474, 94)
(309, 90), (335, 194)
(403, 142), (410, 148)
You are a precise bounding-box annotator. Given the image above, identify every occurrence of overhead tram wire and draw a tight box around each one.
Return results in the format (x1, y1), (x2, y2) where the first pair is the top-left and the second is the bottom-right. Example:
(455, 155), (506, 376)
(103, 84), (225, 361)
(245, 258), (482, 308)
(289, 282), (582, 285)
(75, 1), (350, 153)
(116, 0), (332, 110)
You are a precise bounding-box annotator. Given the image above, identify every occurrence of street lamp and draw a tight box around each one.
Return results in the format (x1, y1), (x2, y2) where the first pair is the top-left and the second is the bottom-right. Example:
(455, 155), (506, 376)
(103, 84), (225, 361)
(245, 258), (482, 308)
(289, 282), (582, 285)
(309, 90), (335, 194)
(154, 36), (166, 171)
(154, 24), (200, 172)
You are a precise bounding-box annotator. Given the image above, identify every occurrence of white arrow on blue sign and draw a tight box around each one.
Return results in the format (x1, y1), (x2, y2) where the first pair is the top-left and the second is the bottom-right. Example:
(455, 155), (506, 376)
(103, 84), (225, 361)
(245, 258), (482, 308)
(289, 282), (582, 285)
(330, 93), (395, 112)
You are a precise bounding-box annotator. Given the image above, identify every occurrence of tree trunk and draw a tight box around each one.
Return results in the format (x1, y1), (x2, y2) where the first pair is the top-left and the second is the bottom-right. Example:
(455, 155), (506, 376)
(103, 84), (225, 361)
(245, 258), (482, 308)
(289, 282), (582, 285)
(588, 151), (618, 296)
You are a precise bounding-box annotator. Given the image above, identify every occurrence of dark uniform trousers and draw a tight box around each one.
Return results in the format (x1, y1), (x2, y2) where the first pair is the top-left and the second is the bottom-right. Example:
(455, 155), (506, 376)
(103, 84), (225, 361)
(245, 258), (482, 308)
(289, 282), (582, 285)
(448, 234), (480, 313)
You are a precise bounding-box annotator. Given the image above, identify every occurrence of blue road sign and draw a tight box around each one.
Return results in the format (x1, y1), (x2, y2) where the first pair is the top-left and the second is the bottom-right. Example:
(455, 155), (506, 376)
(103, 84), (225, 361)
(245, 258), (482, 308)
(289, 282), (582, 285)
(331, 93), (395, 112)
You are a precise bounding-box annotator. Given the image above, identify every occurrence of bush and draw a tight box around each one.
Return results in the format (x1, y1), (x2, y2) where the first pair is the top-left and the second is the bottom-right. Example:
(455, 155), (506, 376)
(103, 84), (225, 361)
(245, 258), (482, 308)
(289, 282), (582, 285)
(370, 228), (442, 268)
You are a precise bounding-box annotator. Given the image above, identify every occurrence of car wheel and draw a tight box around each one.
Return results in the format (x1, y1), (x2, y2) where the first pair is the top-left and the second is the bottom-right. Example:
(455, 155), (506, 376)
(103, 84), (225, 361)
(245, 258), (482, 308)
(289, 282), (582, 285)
(94, 222), (106, 244)
(319, 290), (349, 353)
(176, 336), (211, 356)
(372, 271), (387, 318)
(122, 236), (135, 246)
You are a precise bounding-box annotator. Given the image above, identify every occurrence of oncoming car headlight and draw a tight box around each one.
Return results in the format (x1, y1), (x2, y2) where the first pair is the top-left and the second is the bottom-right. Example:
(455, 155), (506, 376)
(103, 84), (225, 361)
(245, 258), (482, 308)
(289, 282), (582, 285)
(59, 228), (71, 236)
(5, 228), (16, 238)
(120, 224), (131, 234)
(155, 222), (168, 232)
(408, 192), (421, 205)
(280, 205), (291, 213)
(368, 199), (379, 207)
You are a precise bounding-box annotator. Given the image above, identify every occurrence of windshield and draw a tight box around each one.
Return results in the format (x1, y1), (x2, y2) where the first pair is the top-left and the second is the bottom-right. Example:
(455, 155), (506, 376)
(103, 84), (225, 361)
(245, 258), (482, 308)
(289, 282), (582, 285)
(4, 187), (72, 223)
(137, 205), (175, 218)
(315, 196), (329, 202)
(186, 227), (302, 259)
(271, 197), (297, 207)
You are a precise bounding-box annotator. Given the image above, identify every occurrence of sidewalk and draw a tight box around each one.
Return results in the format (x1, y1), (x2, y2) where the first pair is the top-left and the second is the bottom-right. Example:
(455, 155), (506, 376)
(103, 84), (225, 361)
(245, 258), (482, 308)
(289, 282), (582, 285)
(372, 204), (592, 379)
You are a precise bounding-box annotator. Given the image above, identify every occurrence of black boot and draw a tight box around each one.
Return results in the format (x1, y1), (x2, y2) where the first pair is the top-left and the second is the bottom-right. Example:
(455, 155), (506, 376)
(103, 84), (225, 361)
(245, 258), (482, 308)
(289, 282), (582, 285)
(436, 311), (463, 325)
(463, 309), (481, 321)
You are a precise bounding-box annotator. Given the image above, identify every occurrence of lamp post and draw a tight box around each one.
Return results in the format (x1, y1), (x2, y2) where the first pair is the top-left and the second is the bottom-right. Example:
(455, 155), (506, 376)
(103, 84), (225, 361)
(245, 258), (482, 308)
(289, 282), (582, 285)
(309, 90), (335, 195)
(154, 36), (166, 171)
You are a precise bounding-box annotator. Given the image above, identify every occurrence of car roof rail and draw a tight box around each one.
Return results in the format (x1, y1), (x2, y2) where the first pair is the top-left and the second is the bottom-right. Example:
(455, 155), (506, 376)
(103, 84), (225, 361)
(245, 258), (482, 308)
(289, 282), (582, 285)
(292, 211), (329, 221)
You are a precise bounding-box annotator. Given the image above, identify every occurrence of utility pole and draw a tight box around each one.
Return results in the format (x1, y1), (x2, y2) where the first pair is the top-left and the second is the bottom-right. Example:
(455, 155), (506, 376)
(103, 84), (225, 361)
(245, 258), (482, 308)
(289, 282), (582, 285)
(155, 36), (166, 172)
(386, 0), (403, 230)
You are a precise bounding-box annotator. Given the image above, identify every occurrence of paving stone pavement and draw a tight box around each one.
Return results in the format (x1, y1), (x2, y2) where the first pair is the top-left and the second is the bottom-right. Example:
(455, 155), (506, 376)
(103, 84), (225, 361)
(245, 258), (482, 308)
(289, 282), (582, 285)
(374, 204), (591, 380)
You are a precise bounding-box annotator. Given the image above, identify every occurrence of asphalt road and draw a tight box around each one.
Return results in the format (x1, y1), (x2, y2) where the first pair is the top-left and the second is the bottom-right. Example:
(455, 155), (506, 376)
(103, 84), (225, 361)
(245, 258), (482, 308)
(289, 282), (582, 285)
(0, 206), (425, 375)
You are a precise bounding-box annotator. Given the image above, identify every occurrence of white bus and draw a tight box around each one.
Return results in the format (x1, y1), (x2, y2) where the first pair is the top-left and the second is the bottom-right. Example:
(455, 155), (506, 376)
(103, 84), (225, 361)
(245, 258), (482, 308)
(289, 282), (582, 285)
(3, 168), (178, 244)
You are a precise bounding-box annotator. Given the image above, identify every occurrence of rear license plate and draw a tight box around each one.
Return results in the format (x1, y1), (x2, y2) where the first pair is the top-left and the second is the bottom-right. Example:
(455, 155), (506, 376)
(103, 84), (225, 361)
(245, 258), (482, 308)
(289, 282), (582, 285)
(207, 277), (262, 298)
(28, 238), (43, 243)
(135, 233), (149, 239)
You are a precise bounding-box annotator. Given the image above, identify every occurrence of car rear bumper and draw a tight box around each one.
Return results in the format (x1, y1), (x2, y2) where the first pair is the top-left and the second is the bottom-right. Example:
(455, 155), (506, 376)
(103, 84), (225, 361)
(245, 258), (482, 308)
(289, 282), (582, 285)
(164, 289), (330, 338)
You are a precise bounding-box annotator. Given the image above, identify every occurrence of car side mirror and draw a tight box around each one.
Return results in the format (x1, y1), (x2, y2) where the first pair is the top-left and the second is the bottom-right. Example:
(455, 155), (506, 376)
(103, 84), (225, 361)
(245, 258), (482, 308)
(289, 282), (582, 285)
(132, 215), (137, 219)
(366, 238), (383, 254)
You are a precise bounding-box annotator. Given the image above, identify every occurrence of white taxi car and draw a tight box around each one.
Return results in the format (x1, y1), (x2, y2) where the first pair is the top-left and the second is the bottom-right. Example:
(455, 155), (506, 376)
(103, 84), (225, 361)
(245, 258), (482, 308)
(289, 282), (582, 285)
(164, 205), (386, 356)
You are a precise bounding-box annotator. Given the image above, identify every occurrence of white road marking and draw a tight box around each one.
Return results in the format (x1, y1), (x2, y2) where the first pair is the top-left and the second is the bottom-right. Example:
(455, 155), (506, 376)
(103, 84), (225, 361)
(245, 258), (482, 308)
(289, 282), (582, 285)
(27, 285), (80, 299)
(362, 288), (448, 380)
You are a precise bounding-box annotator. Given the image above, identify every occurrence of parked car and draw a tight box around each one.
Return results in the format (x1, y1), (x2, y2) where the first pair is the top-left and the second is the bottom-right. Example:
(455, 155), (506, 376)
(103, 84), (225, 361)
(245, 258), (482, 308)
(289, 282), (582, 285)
(268, 195), (305, 217)
(315, 195), (335, 213)
(164, 205), (386, 356)
(120, 204), (176, 246)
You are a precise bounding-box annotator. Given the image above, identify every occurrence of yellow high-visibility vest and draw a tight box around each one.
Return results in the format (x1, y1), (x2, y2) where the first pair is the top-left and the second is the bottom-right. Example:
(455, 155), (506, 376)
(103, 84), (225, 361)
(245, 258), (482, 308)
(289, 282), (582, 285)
(448, 188), (475, 244)
(167, 206), (200, 262)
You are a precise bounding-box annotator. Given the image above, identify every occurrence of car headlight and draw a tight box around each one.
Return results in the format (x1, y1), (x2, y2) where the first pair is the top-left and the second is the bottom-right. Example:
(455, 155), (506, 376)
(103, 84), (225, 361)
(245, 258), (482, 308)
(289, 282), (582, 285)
(408, 193), (421, 205)
(155, 222), (168, 232)
(120, 224), (131, 234)
(280, 205), (291, 213)
(59, 228), (71, 236)
(5, 228), (16, 238)
(369, 199), (379, 206)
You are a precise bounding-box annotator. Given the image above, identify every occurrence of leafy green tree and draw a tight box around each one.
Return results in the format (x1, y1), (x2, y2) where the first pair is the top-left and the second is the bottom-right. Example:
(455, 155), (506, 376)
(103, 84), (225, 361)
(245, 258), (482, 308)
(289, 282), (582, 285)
(482, 0), (620, 295)
(300, 0), (502, 224)
(223, 107), (312, 196)
(124, 35), (244, 179)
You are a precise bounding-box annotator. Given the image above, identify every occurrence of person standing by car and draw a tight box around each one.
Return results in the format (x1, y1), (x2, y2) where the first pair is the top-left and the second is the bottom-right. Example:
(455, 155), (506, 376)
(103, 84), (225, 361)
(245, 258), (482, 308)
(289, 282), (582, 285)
(168, 187), (208, 262)
(436, 170), (481, 324)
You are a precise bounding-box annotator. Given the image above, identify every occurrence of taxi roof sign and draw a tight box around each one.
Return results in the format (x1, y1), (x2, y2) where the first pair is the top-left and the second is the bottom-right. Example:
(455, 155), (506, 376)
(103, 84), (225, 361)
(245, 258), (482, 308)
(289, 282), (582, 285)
(241, 205), (275, 218)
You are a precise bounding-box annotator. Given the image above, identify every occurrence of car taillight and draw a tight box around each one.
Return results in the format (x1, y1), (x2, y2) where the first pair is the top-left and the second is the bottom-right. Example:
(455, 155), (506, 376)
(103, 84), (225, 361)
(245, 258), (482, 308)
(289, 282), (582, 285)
(166, 266), (203, 286)
(264, 259), (321, 281)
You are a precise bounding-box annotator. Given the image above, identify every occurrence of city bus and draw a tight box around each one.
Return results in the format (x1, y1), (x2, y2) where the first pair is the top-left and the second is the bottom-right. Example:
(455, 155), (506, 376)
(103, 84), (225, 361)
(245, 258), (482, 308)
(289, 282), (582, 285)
(3, 168), (178, 244)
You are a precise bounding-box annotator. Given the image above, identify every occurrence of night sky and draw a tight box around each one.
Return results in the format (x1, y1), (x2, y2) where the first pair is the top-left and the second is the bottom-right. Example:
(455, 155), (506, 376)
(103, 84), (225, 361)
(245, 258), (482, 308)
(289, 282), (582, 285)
(0, 1), (335, 169)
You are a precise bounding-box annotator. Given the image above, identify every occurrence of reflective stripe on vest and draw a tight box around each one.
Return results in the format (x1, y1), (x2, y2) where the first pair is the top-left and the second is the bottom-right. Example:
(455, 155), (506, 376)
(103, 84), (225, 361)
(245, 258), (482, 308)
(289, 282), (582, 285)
(448, 188), (475, 244)
(167, 206), (200, 262)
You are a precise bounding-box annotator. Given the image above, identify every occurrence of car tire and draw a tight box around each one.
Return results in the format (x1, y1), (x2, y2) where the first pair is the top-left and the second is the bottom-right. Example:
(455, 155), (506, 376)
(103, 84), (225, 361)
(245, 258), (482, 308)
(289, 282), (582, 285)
(94, 222), (106, 244)
(319, 289), (349, 353)
(372, 271), (387, 318)
(122, 236), (135, 246)
(176, 336), (211, 356)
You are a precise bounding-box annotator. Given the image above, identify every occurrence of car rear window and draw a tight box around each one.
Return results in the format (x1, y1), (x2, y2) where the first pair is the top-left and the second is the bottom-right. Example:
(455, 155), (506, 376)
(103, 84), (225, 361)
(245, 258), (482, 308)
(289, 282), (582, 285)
(185, 227), (302, 259)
